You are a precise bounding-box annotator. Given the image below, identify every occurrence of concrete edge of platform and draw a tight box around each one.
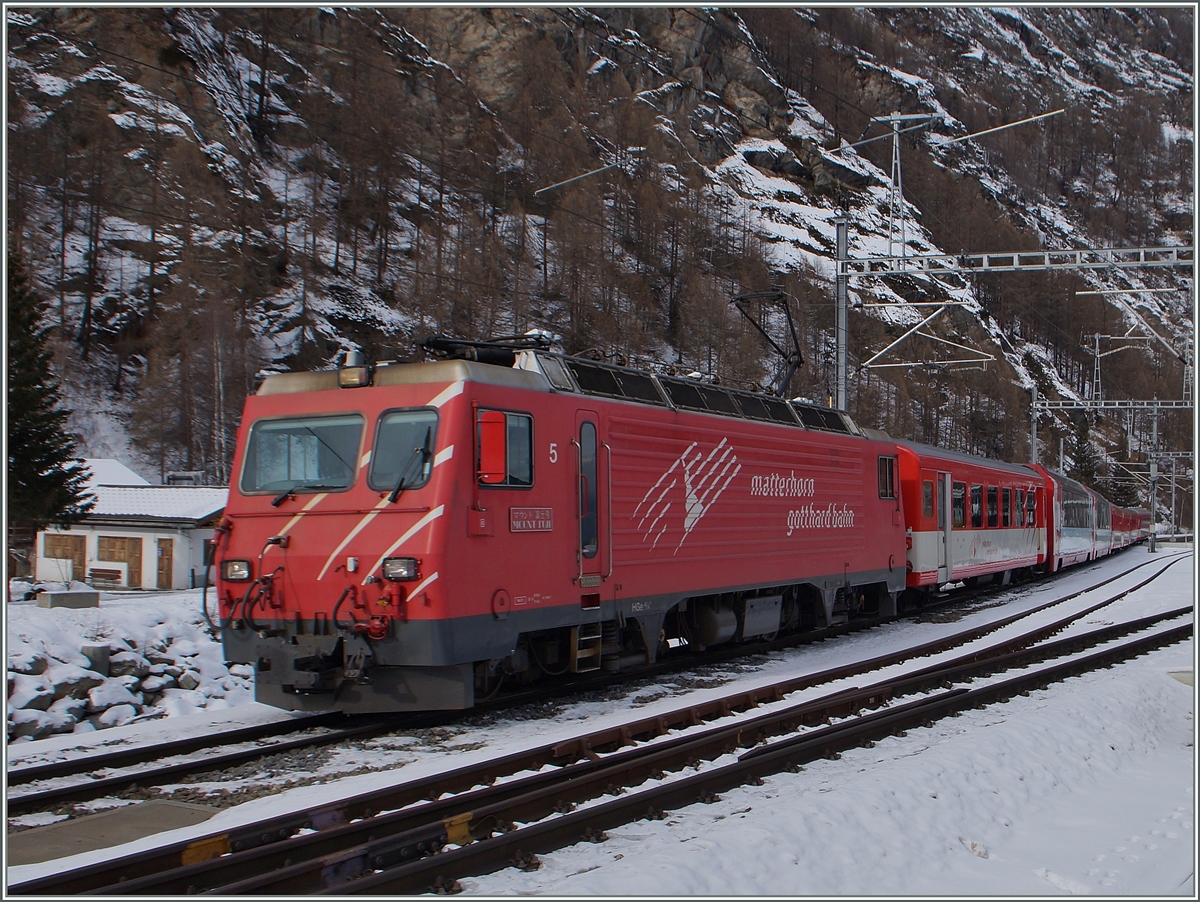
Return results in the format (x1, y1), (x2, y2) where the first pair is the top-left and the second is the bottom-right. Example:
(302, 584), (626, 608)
(7, 799), (218, 866)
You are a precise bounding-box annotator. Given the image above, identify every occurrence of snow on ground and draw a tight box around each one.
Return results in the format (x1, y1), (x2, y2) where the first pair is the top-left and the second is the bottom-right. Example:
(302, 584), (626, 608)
(5, 546), (1195, 894)
(6, 583), (257, 742)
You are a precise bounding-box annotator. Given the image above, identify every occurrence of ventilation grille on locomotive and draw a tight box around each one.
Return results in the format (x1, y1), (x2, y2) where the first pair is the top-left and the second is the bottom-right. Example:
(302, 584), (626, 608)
(564, 359), (668, 407)
(554, 353), (851, 433)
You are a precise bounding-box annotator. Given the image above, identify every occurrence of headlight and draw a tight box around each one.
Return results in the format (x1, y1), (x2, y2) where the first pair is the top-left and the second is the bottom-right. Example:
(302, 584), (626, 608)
(382, 557), (418, 581)
(338, 365), (372, 388)
(222, 559), (252, 581)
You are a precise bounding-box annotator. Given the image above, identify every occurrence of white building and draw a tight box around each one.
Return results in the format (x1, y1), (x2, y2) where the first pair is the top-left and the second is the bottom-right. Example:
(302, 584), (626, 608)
(35, 460), (228, 591)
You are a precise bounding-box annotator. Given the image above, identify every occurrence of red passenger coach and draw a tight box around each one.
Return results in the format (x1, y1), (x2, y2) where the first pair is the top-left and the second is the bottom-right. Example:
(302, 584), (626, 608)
(895, 442), (1048, 591)
(216, 345), (908, 713)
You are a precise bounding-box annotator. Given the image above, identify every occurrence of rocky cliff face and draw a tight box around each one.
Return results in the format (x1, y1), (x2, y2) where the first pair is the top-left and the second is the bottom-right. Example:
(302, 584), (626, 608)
(5, 7), (1193, 492)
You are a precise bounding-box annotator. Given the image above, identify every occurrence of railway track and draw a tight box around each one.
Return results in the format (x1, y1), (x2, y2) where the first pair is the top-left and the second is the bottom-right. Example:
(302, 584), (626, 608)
(0, 549), (1046, 815)
(6, 547), (1176, 819)
(9, 551), (1190, 896)
(0, 547), (1043, 816)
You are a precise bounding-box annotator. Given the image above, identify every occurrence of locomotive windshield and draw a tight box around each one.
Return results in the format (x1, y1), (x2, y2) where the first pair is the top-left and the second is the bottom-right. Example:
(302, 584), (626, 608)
(368, 409), (438, 493)
(240, 414), (363, 495)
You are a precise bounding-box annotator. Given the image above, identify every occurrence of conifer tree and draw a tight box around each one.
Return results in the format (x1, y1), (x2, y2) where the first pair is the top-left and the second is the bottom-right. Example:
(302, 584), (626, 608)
(6, 249), (95, 538)
(1066, 414), (1102, 490)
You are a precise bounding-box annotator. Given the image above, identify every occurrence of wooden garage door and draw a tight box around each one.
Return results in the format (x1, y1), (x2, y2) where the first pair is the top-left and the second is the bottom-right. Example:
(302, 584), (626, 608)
(43, 534), (85, 581)
(98, 536), (143, 589)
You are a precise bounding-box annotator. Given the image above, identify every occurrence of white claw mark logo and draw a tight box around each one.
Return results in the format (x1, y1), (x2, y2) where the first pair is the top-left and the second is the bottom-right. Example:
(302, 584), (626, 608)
(633, 439), (742, 553)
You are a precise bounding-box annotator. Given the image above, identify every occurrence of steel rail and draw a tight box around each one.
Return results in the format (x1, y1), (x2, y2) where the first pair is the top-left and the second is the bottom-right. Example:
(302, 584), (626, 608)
(4, 611), (886, 818)
(321, 623), (1194, 895)
(0, 558), (992, 816)
(6, 713), (346, 786)
(196, 609), (1197, 895)
(10, 547), (1177, 817)
(10, 553), (1188, 896)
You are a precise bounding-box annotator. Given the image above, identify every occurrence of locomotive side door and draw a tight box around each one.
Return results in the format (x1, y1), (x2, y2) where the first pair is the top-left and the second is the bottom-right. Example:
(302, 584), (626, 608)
(575, 410), (607, 600)
(938, 471), (952, 583)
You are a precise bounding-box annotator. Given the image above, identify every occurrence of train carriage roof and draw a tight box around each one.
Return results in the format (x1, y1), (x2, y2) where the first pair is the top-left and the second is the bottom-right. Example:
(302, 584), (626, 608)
(895, 439), (1044, 480)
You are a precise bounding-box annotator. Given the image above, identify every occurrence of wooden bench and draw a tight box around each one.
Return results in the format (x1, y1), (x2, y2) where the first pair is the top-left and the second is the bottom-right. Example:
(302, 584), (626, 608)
(88, 568), (123, 589)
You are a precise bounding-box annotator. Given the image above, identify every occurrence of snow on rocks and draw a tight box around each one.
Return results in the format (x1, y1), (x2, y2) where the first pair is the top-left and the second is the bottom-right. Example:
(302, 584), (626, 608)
(5, 584), (252, 742)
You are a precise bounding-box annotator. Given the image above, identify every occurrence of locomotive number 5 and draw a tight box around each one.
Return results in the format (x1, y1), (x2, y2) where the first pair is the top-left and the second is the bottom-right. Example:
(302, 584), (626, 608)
(549, 442), (558, 464)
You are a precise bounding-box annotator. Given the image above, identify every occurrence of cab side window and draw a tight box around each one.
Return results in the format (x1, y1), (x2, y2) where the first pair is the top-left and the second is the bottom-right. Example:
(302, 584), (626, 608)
(477, 410), (533, 487)
(877, 456), (896, 500)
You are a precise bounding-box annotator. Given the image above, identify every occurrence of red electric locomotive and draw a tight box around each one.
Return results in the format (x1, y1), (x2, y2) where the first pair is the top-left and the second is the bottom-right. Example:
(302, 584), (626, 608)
(215, 342), (908, 713)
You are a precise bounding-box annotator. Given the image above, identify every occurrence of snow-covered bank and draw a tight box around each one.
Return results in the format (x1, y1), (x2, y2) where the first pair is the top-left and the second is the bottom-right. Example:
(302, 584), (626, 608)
(6, 584), (252, 741)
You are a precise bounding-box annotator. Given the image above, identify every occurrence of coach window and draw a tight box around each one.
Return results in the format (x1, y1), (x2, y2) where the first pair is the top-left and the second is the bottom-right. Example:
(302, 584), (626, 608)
(970, 485), (983, 528)
(987, 486), (998, 528)
(922, 480), (934, 520)
(1015, 490), (1025, 526)
(1002, 488), (1012, 527)
(1026, 491), (1037, 526)
(477, 410), (534, 487)
(952, 482), (966, 528)
(877, 457), (897, 500)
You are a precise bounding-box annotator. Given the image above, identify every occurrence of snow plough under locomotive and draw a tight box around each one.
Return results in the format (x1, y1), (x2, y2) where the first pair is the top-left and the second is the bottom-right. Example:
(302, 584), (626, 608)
(213, 338), (1149, 713)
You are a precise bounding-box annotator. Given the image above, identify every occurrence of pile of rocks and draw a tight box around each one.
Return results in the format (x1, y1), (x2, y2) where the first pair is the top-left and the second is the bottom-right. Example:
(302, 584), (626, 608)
(7, 635), (253, 741)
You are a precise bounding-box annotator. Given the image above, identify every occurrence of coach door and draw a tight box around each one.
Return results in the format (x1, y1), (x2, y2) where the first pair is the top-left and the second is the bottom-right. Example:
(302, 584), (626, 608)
(938, 472), (952, 582)
(575, 411), (608, 601)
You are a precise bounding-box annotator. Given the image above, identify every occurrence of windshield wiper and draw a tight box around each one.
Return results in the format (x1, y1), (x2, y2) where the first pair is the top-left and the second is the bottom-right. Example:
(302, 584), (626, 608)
(271, 483), (340, 507)
(388, 428), (433, 504)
